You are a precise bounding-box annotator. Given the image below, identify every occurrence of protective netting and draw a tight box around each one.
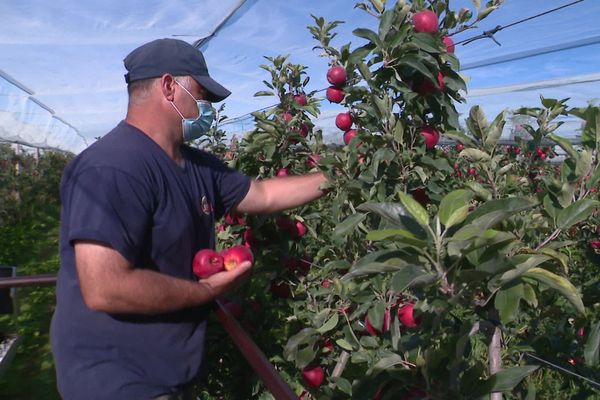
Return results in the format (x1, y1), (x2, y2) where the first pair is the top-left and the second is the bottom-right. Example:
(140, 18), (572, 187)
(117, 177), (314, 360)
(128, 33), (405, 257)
(0, 71), (88, 153)
(1, 1), (598, 154)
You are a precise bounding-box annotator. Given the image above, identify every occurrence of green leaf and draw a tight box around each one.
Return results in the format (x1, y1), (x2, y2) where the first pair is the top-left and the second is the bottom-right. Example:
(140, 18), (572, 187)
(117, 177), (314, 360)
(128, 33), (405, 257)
(254, 90), (274, 97)
(366, 229), (428, 247)
(391, 265), (437, 292)
(556, 199), (599, 230)
(584, 322), (600, 367)
(465, 197), (535, 224)
(357, 203), (422, 234)
(378, 9), (394, 40)
(523, 268), (585, 316)
(490, 255), (551, 290)
(283, 328), (318, 366)
(367, 301), (385, 331)
(495, 283), (525, 324)
(353, 28), (384, 49)
(547, 133), (579, 159)
(439, 189), (473, 228)
(370, 353), (407, 375)
(317, 313), (339, 334)
(467, 105), (488, 139)
(483, 365), (539, 393)
(398, 55), (436, 83)
(398, 191), (429, 227)
(334, 213), (367, 237)
(411, 32), (442, 53)
(484, 110), (507, 151)
(459, 148), (491, 162)
(336, 338), (355, 351)
(330, 377), (352, 395)
(444, 130), (478, 147)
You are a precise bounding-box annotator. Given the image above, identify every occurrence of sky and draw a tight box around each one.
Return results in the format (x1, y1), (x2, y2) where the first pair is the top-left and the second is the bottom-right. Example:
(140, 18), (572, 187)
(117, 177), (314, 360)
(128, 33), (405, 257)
(1, 0), (599, 153)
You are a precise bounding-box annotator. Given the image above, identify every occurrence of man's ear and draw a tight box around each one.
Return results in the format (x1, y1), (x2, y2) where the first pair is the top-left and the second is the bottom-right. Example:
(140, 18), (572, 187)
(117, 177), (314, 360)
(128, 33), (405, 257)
(160, 74), (176, 101)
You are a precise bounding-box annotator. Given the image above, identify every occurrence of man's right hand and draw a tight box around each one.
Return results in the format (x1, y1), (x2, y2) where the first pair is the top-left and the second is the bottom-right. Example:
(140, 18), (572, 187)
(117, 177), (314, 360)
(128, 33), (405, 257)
(198, 261), (253, 299)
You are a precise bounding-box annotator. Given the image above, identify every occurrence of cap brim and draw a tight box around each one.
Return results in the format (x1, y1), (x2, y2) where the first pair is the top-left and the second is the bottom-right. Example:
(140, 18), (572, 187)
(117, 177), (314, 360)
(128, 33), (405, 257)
(193, 75), (231, 103)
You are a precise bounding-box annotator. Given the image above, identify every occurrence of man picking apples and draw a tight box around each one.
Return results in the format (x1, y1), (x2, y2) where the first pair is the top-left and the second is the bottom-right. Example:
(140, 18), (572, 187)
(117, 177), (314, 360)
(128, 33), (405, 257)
(50, 38), (329, 400)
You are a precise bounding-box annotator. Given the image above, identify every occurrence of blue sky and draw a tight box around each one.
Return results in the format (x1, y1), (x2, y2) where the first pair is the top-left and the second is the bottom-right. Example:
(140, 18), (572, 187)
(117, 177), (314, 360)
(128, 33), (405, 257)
(1, 0), (599, 153)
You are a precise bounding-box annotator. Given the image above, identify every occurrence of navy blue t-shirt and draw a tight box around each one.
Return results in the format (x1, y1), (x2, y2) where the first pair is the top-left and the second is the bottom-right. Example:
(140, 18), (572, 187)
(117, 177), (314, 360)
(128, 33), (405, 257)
(50, 121), (251, 399)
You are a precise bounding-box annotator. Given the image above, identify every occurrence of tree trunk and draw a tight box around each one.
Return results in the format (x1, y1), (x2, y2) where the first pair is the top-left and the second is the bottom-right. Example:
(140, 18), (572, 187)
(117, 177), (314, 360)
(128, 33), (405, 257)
(489, 325), (502, 400)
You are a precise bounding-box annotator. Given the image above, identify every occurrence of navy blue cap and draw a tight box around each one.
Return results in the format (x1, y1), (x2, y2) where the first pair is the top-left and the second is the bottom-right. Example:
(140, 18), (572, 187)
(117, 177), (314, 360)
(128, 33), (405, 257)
(123, 38), (231, 102)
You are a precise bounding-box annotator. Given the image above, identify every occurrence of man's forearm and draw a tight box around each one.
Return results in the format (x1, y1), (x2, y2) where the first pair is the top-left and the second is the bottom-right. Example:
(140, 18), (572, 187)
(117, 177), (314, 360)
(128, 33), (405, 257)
(84, 267), (213, 315)
(237, 172), (329, 214)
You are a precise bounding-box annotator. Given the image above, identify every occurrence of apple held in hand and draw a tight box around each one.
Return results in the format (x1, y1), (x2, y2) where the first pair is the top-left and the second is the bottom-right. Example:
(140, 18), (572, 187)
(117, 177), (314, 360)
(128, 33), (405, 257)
(302, 365), (324, 388)
(221, 245), (254, 271)
(193, 249), (224, 279)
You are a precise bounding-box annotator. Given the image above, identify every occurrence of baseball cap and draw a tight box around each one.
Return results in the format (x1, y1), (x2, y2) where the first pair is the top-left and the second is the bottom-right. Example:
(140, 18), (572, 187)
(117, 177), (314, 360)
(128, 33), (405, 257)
(123, 38), (231, 102)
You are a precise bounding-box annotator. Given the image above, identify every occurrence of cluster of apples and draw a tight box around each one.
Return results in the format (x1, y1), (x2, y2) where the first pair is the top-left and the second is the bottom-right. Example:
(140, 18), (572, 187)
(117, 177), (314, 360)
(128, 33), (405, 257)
(411, 9), (457, 150)
(325, 66), (360, 146)
(364, 303), (421, 336)
(192, 245), (254, 279)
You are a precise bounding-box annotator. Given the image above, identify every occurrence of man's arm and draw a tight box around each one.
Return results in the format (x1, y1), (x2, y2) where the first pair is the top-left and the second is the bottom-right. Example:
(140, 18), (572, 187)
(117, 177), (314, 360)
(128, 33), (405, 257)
(235, 172), (328, 214)
(75, 240), (251, 314)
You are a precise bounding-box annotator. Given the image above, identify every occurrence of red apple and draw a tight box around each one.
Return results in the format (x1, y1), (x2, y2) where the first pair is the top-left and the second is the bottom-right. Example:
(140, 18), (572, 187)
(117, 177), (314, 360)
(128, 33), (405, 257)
(577, 327), (586, 338)
(365, 317), (380, 336)
(294, 94), (307, 106)
(413, 10), (438, 33)
(307, 154), (321, 169)
(302, 365), (324, 388)
(276, 168), (289, 177)
(416, 72), (445, 95)
(326, 86), (344, 103)
(276, 215), (296, 233)
(192, 249), (224, 279)
(327, 66), (347, 87)
(442, 36), (455, 53)
(322, 279), (331, 289)
(321, 338), (334, 353)
(242, 228), (258, 248)
(343, 129), (357, 145)
(468, 167), (477, 176)
(397, 303), (421, 328)
(280, 111), (293, 124)
(411, 187), (430, 207)
(221, 245), (254, 271)
(455, 143), (464, 152)
(335, 112), (353, 131)
(419, 125), (440, 149)
(270, 280), (292, 298)
(590, 240), (600, 249)
(295, 221), (307, 237)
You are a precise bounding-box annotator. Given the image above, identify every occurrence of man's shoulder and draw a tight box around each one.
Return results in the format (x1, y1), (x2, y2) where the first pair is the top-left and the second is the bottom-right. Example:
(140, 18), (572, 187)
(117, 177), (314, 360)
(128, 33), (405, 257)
(63, 122), (160, 184)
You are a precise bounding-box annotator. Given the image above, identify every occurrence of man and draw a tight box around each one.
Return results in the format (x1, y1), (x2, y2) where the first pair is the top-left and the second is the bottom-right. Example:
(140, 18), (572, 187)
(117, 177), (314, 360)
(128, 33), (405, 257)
(50, 38), (328, 400)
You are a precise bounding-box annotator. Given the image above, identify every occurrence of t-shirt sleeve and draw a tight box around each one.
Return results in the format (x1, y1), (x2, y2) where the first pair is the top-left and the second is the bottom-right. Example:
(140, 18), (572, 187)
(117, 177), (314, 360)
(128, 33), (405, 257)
(203, 153), (251, 220)
(64, 166), (153, 265)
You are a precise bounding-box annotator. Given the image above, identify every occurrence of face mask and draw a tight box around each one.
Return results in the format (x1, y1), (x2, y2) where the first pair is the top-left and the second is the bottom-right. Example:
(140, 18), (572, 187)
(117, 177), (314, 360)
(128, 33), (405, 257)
(170, 80), (215, 142)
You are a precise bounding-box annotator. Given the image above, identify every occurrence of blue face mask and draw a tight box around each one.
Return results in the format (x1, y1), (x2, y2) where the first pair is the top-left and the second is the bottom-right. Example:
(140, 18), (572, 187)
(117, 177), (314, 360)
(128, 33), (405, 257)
(170, 80), (215, 142)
